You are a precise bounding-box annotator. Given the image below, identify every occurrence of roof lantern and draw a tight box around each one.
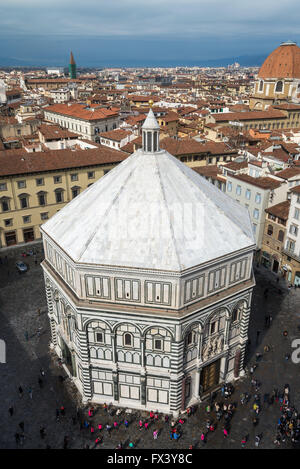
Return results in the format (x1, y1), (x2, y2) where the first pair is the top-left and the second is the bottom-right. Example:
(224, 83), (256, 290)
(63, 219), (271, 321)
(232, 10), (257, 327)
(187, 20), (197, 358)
(142, 101), (160, 153)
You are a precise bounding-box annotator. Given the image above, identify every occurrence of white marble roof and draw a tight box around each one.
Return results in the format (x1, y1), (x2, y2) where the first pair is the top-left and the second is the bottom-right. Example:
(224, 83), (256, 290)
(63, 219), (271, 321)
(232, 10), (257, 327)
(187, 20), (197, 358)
(42, 149), (255, 272)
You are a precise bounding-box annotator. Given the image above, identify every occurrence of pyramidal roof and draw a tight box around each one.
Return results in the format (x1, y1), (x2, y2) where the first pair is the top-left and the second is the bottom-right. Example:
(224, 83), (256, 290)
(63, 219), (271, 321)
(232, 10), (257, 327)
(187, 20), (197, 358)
(41, 112), (255, 272)
(142, 108), (160, 130)
(70, 51), (75, 65)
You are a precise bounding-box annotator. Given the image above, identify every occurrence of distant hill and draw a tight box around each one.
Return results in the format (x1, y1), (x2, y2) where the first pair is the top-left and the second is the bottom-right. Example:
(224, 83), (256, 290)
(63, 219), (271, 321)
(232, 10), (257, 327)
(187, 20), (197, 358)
(0, 53), (268, 68)
(200, 54), (267, 67)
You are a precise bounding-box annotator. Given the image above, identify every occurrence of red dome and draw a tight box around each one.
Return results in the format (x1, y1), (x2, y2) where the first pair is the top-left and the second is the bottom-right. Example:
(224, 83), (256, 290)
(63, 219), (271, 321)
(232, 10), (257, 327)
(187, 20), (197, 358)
(258, 41), (300, 79)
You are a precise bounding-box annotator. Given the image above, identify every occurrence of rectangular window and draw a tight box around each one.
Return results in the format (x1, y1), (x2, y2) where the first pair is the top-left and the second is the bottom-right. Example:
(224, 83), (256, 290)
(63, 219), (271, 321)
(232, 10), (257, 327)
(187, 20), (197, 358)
(294, 208), (300, 220)
(70, 173), (78, 182)
(289, 224), (299, 236)
(36, 178), (44, 186)
(96, 332), (104, 343)
(0, 183), (7, 191)
(236, 185), (242, 196)
(87, 171), (95, 179)
(17, 180), (26, 189)
(147, 131), (152, 152)
(253, 209), (259, 220)
(246, 189), (251, 200)
(4, 219), (13, 227)
(227, 181), (232, 192)
(154, 339), (162, 351)
(53, 176), (62, 184)
(255, 193), (261, 204)
(252, 223), (257, 234)
(40, 212), (49, 220)
(23, 215), (31, 224)
(286, 239), (295, 252)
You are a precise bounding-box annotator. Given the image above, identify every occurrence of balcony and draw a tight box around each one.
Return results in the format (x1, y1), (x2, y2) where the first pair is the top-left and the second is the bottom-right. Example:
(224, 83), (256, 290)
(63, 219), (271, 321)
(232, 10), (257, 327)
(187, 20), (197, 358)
(282, 248), (300, 263)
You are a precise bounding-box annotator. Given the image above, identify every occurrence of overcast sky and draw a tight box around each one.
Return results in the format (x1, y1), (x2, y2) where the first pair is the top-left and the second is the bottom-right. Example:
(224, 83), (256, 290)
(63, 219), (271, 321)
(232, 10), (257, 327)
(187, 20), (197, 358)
(0, 0), (299, 66)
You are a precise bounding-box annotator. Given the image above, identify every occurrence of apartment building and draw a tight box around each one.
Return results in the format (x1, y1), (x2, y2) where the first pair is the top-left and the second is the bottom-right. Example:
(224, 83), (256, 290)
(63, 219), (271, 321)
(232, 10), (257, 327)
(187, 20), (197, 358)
(0, 147), (127, 248)
(261, 200), (290, 273)
(44, 103), (120, 142)
(282, 185), (300, 285)
(226, 174), (285, 249)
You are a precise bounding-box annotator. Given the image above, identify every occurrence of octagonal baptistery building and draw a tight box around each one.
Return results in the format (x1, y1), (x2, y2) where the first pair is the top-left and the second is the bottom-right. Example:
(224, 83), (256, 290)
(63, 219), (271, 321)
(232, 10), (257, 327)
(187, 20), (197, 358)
(41, 110), (256, 415)
(250, 41), (300, 110)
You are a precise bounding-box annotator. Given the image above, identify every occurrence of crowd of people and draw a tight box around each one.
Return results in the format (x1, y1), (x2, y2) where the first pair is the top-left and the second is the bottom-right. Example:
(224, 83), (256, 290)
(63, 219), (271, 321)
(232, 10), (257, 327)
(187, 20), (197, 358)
(7, 367), (300, 449)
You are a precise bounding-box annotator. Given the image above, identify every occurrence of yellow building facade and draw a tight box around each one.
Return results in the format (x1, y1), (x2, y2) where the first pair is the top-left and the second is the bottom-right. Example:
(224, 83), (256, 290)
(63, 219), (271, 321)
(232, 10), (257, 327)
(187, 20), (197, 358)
(0, 148), (127, 248)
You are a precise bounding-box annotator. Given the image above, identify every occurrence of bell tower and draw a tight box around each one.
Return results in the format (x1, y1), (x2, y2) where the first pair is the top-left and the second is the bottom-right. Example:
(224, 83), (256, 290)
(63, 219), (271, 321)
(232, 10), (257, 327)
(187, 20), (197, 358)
(69, 51), (77, 79)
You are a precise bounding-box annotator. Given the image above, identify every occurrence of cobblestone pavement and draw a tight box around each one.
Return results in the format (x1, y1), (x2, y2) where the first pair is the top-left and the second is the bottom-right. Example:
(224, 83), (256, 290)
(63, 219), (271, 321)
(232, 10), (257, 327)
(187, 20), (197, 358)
(0, 243), (300, 449)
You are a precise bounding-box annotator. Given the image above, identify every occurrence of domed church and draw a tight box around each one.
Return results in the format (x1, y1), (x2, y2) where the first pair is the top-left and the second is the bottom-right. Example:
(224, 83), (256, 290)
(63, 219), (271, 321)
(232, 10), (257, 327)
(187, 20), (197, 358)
(250, 41), (300, 110)
(41, 109), (255, 415)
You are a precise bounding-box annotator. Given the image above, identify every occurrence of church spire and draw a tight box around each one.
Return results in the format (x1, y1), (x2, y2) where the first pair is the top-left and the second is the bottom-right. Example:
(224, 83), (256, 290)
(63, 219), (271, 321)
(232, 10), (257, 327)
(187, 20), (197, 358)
(70, 51), (75, 65)
(69, 51), (77, 79)
(142, 101), (160, 153)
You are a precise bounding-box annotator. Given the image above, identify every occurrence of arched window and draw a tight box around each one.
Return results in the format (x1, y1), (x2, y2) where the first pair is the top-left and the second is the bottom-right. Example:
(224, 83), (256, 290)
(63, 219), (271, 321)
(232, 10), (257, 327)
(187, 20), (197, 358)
(267, 224), (273, 236)
(18, 193), (29, 209)
(124, 333), (132, 347)
(54, 188), (64, 203)
(259, 80), (264, 92)
(278, 230), (284, 242)
(275, 81), (283, 93)
(37, 191), (47, 206)
(1, 196), (10, 212)
(210, 319), (218, 335)
(71, 186), (80, 199)
(187, 332), (193, 345)
(232, 307), (239, 322)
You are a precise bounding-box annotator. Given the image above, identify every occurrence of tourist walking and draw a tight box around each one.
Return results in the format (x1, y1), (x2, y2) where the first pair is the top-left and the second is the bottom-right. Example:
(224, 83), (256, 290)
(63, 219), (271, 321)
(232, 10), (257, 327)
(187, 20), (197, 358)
(255, 434), (261, 447)
(106, 424), (112, 437)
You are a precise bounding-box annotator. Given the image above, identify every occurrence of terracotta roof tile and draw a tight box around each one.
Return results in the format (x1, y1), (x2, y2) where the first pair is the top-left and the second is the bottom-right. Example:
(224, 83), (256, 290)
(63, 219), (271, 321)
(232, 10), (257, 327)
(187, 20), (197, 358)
(99, 129), (132, 141)
(45, 103), (119, 121)
(212, 110), (285, 122)
(275, 167), (300, 179)
(265, 200), (290, 219)
(230, 174), (282, 189)
(38, 124), (78, 140)
(258, 43), (300, 79)
(160, 137), (235, 156)
(0, 147), (127, 177)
